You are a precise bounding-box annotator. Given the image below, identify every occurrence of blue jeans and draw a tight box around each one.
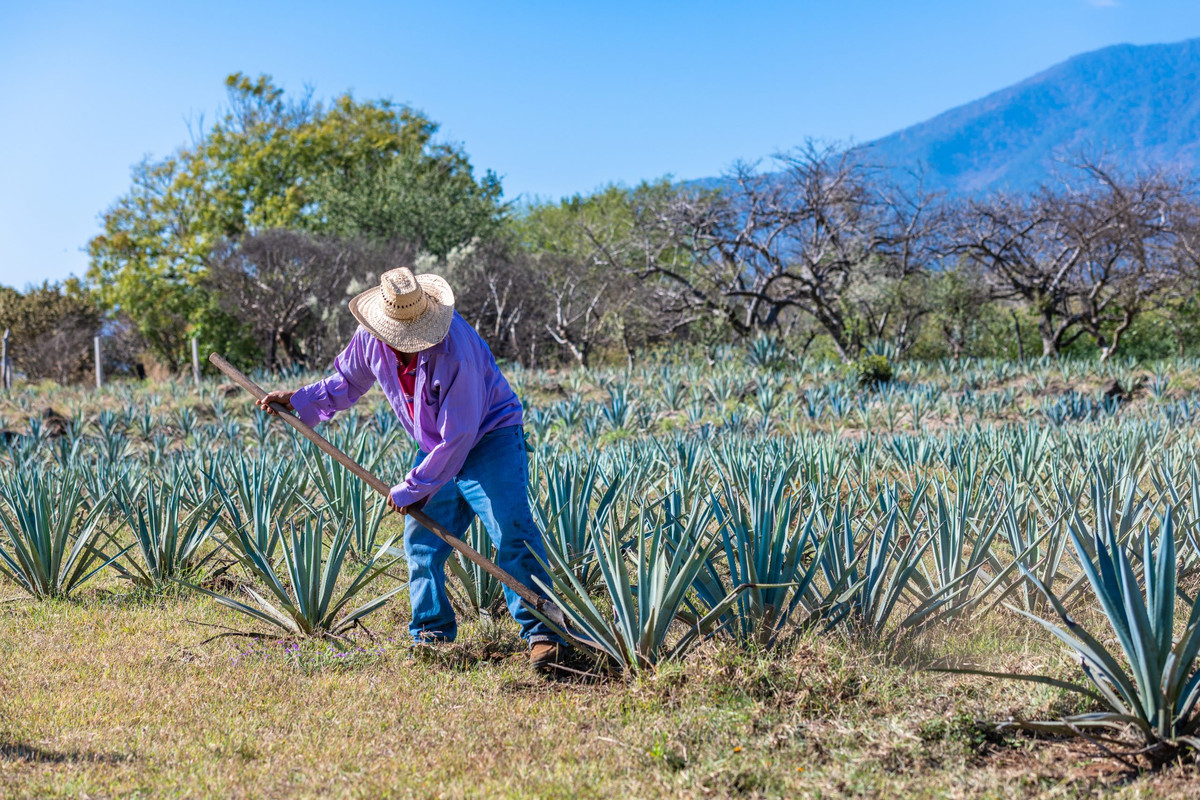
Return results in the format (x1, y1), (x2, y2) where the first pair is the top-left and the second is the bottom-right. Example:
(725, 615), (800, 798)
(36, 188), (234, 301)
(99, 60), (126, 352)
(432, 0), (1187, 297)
(404, 425), (561, 645)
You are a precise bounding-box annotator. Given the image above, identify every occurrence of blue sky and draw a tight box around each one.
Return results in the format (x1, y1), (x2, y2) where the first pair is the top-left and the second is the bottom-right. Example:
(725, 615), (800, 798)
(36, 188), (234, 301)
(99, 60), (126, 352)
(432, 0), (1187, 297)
(1, 0), (1198, 288)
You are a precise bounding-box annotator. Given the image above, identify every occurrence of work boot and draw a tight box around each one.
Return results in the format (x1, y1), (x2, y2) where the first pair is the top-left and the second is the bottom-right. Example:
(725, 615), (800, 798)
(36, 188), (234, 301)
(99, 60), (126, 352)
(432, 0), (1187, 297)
(530, 641), (568, 675)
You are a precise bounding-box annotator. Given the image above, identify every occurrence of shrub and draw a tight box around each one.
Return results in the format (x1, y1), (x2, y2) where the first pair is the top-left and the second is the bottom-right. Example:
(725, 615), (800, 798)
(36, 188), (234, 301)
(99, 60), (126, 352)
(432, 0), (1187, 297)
(854, 355), (893, 388)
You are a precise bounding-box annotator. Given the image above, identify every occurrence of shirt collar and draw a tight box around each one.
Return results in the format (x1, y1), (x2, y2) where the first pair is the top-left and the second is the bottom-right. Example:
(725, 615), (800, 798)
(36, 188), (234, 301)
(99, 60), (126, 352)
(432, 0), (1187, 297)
(385, 344), (418, 369)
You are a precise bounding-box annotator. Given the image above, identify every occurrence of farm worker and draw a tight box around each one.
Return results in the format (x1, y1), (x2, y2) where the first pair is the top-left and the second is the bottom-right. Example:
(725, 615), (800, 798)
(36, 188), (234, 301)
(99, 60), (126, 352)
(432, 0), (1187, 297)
(257, 267), (566, 673)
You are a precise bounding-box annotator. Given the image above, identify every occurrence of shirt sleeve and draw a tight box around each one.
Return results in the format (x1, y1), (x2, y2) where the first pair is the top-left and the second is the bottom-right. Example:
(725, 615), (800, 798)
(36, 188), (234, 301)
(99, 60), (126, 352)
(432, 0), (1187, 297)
(289, 328), (377, 426)
(389, 356), (484, 508)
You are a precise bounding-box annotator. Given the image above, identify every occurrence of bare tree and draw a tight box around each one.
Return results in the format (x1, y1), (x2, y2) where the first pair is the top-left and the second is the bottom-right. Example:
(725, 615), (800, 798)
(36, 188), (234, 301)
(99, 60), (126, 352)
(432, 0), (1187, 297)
(0, 282), (103, 384)
(956, 161), (1185, 359)
(209, 230), (402, 369)
(533, 252), (619, 367)
(1068, 163), (1182, 360)
(574, 183), (701, 362)
(19, 320), (99, 385)
(439, 238), (550, 364)
(641, 142), (945, 359)
(843, 174), (949, 355)
(954, 190), (1085, 357)
(514, 184), (682, 367)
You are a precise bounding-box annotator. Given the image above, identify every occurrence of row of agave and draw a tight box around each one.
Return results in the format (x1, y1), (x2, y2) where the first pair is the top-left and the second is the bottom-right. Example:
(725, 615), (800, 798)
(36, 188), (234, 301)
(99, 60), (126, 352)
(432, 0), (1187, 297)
(522, 444), (1200, 760)
(3, 354), (1200, 760)
(9, 354), (1200, 456)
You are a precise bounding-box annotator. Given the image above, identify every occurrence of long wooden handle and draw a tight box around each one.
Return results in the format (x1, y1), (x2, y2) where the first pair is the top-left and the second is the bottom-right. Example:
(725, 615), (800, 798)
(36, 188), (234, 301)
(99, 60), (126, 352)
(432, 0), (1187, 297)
(208, 352), (572, 633)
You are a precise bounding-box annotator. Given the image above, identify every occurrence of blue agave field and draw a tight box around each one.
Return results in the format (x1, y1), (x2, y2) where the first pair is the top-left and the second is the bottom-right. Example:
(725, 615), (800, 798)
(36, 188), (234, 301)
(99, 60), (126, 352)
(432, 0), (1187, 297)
(5, 349), (1200, 760)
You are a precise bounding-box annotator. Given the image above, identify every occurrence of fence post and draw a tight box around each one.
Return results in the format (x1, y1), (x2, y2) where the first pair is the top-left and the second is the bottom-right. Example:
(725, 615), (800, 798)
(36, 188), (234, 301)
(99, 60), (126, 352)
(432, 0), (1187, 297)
(1, 329), (8, 392)
(94, 335), (102, 389)
(191, 336), (201, 388)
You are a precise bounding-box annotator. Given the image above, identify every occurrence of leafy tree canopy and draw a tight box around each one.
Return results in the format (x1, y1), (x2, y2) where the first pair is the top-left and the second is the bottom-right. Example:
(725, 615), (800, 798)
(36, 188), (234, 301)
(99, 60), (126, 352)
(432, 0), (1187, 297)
(88, 73), (503, 369)
(513, 181), (674, 260)
(0, 280), (103, 383)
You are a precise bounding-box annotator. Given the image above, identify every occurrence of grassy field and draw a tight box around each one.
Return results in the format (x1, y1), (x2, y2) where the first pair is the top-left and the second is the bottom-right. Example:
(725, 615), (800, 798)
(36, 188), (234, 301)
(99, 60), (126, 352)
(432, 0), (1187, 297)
(9, 585), (1195, 799)
(4, 351), (1200, 797)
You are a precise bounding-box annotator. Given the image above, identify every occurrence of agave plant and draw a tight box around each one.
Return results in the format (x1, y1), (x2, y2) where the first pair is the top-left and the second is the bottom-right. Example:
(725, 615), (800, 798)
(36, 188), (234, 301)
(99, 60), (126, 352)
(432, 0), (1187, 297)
(531, 455), (623, 590)
(110, 477), (222, 587)
(1047, 461), (1153, 607)
(248, 409), (274, 448)
(305, 438), (389, 558)
(0, 469), (119, 599)
(686, 467), (828, 647)
(754, 382), (780, 426)
(172, 406), (198, 441)
(130, 406), (157, 441)
(94, 409), (124, 441)
(445, 520), (505, 619)
(533, 497), (733, 673)
(816, 501), (965, 636)
(601, 384), (633, 431)
(954, 508), (1200, 763)
(972, 490), (1070, 618)
(912, 474), (1004, 621)
(209, 454), (299, 561)
(48, 431), (83, 470)
(94, 420), (133, 465)
(193, 510), (405, 638)
(656, 378), (687, 412)
(747, 334), (786, 370)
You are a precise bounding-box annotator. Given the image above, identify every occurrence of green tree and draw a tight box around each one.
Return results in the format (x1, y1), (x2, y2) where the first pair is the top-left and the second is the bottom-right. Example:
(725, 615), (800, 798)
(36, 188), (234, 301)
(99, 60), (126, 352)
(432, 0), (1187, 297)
(0, 280), (103, 384)
(88, 73), (502, 369)
(312, 146), (502, 257)
(514, 181), (689, 366)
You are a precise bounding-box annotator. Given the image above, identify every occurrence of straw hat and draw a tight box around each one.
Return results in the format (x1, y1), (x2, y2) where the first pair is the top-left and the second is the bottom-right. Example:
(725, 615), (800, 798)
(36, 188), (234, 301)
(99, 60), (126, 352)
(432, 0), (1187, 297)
(348, 267), (455, 352)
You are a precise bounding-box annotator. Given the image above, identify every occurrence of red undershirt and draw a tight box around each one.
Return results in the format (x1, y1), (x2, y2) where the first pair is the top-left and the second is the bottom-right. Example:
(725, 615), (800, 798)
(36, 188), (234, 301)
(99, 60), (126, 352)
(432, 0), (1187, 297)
(387, 345), (418, 417)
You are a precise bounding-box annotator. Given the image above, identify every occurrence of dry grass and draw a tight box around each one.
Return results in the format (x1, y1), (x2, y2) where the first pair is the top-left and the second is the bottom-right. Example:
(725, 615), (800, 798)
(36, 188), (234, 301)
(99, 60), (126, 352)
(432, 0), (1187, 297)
(3, 579), (1199, 799)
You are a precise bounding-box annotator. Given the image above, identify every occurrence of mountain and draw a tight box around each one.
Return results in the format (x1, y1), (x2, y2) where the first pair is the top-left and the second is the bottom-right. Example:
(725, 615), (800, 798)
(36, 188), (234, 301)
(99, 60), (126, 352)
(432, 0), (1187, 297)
(856, 38), (1200, 195)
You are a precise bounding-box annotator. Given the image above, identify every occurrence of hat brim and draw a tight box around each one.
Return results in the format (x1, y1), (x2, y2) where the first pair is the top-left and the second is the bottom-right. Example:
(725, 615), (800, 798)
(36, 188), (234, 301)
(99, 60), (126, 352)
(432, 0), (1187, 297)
(349, 273), (455, 352)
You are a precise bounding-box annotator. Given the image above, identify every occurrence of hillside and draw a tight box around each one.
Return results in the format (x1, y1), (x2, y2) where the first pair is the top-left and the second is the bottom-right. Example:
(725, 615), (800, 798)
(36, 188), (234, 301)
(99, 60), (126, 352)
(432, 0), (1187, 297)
(857, 38), (1200, 193)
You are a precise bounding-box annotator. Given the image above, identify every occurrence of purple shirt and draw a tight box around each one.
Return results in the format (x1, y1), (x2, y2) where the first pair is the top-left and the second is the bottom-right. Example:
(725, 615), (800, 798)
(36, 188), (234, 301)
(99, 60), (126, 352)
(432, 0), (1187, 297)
(290, 312), (524, 508)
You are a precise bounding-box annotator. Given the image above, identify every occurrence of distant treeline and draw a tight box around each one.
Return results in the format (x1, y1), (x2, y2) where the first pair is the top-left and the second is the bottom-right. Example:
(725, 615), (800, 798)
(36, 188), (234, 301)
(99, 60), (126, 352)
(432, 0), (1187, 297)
(10, 73), (1200, 383)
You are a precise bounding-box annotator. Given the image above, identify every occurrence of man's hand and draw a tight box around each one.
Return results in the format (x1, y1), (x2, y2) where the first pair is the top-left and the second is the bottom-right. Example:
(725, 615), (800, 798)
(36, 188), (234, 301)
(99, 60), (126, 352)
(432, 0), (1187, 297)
(387, 496), (427, 516)
(257, 389), (296, 416)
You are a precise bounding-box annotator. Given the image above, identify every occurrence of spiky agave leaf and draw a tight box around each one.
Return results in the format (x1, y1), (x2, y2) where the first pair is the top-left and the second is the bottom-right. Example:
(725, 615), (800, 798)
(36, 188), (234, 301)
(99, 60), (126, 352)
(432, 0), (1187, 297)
(530, 453), (622, 590)
(682, 466), (833, 648)
(304, 427), (393, 557)
(445, 520), (505, 619)
(816, 503), (954, 636)
(940, 508), (1200, 755)
(531, 496), (720, 673)
(913, 470), (1005, 620)
(110, 476), (222, 587)
(207, 454), (298, 562)
(188, 511), (405, 638)
(0, 469), (121, 599)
